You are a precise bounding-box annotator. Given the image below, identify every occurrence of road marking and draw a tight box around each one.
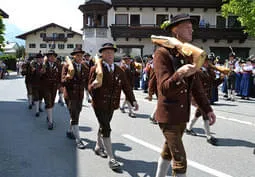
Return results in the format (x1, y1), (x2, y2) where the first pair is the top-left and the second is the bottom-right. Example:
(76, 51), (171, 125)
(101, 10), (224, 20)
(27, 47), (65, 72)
(122, 134), (233, 177)
(217, 115), (255, 127)
(136, 98), (255, 127)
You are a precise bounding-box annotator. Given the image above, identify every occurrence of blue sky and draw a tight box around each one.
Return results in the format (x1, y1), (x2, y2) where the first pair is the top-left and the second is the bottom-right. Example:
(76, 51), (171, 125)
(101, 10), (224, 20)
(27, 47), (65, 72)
(1, 0), (84, 45)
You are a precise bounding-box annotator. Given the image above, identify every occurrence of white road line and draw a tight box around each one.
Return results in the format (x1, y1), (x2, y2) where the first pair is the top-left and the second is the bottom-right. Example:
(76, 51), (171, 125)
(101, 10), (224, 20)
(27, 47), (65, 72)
(122, 134), (233, 177)
(136, 98), (255, 127)
(217, 115), (255, 127)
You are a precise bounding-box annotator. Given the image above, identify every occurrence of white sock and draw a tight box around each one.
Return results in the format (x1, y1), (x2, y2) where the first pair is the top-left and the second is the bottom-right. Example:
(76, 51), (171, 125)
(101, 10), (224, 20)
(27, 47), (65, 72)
(35, 101), (39, 113)
(187, 116), (198, 130)
(46, 108), (53, 123)
(121, 100), (127, 109)
(150, 105), (157, 119)
(95, 132), (104, 150)
(155, 156), (171, 177)
(127, 101), (133, 114)
(28, 94), (32, 105)
(174, 173), (187, 177)
(102, 137), (114, 160)
(39, 101), (43, 110)
(59, 93), (64, 102)
(72, 125), (81, 142)
(203, 120), (211, 138)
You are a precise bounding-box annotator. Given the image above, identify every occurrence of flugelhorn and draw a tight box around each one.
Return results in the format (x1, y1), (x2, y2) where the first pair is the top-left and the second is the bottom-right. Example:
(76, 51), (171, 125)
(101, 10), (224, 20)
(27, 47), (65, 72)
(151, 35), (207, 69)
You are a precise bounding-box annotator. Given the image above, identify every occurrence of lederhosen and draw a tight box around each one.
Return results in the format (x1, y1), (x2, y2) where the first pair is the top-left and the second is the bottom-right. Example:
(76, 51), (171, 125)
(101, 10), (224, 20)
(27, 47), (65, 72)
(42, 61), (61, 109)
(31, 61), (44, 102)
(64, 62), (89, 125)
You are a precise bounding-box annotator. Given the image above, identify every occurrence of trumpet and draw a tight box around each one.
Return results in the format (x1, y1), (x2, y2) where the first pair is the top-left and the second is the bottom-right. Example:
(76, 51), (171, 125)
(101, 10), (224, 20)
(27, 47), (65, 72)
(208, 63), (230, 75)
(151, 35), (206, 70)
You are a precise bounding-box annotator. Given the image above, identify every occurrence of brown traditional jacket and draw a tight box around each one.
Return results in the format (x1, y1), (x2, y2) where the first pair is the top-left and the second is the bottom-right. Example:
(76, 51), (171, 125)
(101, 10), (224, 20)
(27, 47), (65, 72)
(154, 47), (212, 125)
(63, 62), (89, 100)
(148, 67), (158, 97)
(120, 62), (136, 88)
(21, 61), (33, 84)
(88, 63), (136, 111)
(31, 61), (44, 87)
(41, 61), (62, 86)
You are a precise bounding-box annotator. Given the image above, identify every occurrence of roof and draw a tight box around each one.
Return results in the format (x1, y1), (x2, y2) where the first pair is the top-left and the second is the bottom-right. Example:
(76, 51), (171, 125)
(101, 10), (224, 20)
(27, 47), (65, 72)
(0, 9), (9, 18)
(16, 23), (82, 40)
(111, 0), (223, 8)
(79, 0), (111, 12)
(3, 42), (19, 50)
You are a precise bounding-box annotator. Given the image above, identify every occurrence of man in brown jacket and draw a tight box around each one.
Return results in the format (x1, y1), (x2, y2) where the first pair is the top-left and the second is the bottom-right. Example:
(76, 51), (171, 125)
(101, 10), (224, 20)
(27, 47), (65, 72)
(62, 48), (89, 149)
(88, 43), (138, 170)
(119, 55), (136, 118)
(42, 50), (62, 130)
(154, 14), (216, 177)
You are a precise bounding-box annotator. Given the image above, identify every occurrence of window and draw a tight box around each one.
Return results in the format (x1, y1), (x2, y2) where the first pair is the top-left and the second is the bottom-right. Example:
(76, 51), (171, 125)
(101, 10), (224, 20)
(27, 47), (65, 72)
(58, 33), (65, 38)
(75, 44), (82, 49)
(67, 33), (73, 38)
(40, 43), (47, 48)
(115, 14), (128, 25)
(130, 14), (140, 26)
(86, 13), (94, 26)
(58, 44), (65, 49)
(29, 43), (36, 48)
(48, 44), (55, 49)
(156, 14), (169, 26)
(228, 16), (241, 28)
(67, 44), (74, 48)
(216, 16), (226, 28)
(40, 33), (46, 38)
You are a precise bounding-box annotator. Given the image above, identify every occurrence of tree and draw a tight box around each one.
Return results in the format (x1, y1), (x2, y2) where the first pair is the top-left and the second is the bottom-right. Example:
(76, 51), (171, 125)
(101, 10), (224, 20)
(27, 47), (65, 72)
(0, 15), (5, 52)
(221, 0), (255, 37)
(16, 45), (25, 59)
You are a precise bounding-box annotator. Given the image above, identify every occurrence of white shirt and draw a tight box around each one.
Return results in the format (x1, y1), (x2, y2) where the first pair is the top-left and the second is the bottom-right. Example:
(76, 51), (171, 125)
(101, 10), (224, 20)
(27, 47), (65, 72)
(103, 61), (114, 72)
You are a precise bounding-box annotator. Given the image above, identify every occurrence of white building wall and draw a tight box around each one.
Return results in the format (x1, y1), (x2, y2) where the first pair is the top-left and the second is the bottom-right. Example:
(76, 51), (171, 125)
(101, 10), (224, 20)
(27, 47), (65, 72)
(25, 26), (83, 57)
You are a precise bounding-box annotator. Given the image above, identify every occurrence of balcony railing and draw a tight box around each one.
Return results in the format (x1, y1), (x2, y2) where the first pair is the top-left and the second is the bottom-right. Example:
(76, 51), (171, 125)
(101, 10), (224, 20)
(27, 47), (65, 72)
(43, 36), (68, 42)
(110, 24), (248, 42)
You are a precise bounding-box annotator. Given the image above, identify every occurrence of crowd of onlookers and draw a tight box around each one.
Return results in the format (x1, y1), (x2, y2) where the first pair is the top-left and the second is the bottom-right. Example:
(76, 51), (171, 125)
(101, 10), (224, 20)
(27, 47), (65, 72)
(0, 60), (7, 79)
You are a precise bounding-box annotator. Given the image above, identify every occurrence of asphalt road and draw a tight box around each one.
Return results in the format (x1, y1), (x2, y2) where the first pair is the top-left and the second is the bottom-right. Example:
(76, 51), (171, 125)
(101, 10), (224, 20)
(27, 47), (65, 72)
(0, 73), (254, 177)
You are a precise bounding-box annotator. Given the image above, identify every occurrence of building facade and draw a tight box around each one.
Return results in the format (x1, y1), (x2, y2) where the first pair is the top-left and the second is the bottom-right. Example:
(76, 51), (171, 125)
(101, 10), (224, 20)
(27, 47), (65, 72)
(16, 23), (83, 58)
(79, 0), (254, 61)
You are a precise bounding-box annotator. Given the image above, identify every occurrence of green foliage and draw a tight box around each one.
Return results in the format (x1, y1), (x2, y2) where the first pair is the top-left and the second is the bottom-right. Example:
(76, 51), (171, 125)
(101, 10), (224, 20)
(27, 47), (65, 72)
(16, 45), (25, 58)
(0, 54), (16, 61)
(160, 20), (171, 30)
(0, 15), (6, 52)
(221, 0), (255, 36)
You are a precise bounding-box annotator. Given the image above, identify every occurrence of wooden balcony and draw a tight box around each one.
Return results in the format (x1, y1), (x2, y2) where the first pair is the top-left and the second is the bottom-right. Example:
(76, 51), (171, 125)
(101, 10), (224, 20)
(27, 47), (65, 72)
(43, 36), (68, 42)
(110, 24), (248, 43)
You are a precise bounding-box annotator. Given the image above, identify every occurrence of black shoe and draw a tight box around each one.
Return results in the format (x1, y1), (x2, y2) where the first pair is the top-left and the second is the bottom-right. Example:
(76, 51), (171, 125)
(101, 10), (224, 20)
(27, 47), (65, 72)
(76, 140), (86, 149)
(129, 112), (136, 118)
(48, 122), (53, 130)
(207, 136), (218, 145)
(28, 105), (32, 110)
(94, 148), (108, 158)
(223, 94), (228, 98)
(66, 131), (75, 139)
(185, 129), (197, 136)
(39, 108), (44, 112)
(119, 107), (125, 113)
(149, 117), (158, 124)
(109, 159), (121, 170)
(35, 112), (40, 117)
(88, 99), (92, 103)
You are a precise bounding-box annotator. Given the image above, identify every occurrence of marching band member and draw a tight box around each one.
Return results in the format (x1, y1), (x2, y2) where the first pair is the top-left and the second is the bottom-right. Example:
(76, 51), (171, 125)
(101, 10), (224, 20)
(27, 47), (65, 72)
(88, 43), (138, 170)
(153, 14), (216, 177)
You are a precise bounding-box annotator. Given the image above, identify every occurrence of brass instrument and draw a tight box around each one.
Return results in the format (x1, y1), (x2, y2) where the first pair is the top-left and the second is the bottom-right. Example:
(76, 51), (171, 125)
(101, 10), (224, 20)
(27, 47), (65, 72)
(151, 35), (206, 70)
(208, 63), (230, 75)
(92, 54), (103, 88)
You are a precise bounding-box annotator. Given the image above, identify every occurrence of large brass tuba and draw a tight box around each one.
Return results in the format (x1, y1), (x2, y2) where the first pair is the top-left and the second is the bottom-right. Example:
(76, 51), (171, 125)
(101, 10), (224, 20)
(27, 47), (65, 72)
(151, 35), (207, 69)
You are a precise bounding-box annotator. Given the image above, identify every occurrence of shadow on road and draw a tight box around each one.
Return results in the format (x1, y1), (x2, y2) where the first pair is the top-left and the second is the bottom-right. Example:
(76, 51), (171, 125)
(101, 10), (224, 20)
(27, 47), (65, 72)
(216, 138), (255, 148)
(0, 100), (78, 177)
